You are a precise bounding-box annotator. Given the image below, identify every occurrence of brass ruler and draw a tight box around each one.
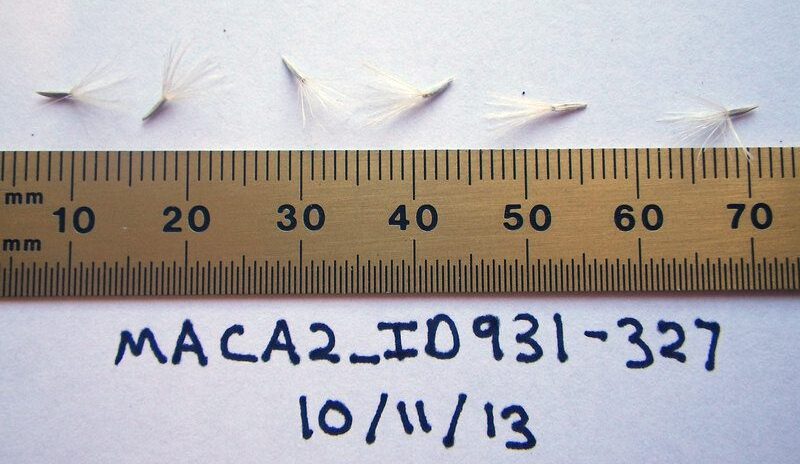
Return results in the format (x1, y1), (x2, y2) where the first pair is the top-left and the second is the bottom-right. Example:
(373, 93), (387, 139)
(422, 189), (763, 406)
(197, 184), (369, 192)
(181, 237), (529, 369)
(1, 148), (798, 297)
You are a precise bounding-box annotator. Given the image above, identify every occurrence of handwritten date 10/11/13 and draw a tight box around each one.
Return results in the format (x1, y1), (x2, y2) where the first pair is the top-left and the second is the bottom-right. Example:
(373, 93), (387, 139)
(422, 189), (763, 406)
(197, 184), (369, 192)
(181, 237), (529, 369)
(114, 313), (721, 371)
(300, 392), (536, 451)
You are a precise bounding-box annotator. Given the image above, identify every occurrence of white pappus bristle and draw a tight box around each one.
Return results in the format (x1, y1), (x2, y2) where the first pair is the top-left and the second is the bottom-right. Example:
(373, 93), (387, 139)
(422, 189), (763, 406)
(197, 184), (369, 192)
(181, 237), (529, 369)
(363, 63), (454, 125)
(36, 62), (127, 106)
(142, 42), (223, 121)
(281, 56), (347, 127)
(485, 94), (587, 131)
(661, 98), (757, 160)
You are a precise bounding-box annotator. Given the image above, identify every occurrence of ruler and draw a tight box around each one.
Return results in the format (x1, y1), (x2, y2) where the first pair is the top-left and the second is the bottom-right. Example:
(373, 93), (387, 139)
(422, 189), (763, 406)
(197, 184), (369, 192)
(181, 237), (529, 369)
(0, 148), (798, 297)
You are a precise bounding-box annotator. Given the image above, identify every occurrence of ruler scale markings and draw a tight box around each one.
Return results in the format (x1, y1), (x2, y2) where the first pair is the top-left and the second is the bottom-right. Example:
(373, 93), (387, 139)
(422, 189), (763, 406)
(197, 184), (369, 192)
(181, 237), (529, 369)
(557, 149), (562, 180)
(125, 152), (131, 187)
(138, 151), (144, 183)
(479, 258), (485, 292)
(343, 150), (349, 182)
(69, 152), (76, 200)
(1, 149), (797, 296)
(425, 150), (429, 181)
(400, 150), (405, 181)
(757, 148), (763, 179)
(491, 259), (496, 292)
(13, 261), (19, 297)
(635, 149), (641, 199)
(125, 255), (132, 296)
(512, 149), (517, 181)
(795, 257), (799, 288)
(623, 149), (629, 180)
(378, 150), (382, 181)
(701, 150), (707, 180)
(776, 258), (782, 290)
(299, 240), (303, 294)
(266, 151), (271, 181)
(525, 239), (531, 292)
(1, 259), (7, 297)
(723, 258), (729, 290)
(59, 151), (65, 182)
(12, 151), (18, 187)
(724, 148), (729, 179)
(232, 151), (237, 183)
(300, 151), (304, 200)
(735, 148), (741, 179)
(750, 237), (757, 290)
(523, 149), (529, 199)
(184, 152), (190, 201)
(488, 149), (493, 180)
(568, 149), (573, 180)
(355, 150), (360, 187)
(781, 258), (792, 290)
(378, 150), (383, 181)
(730, 257), (737, 291)
(581, 253), (588, 292)
(742, 257), (748, 290)
(467, 149), (472, 186)
(569, 258), (575, 292)
(594, 258), (599, 292)
(243, 151), (248, 186)
(35, 152), (45, 183)
(545, 149), (551, 180)
(657, 148), (661, 179)
(158, 151), (165, 182)
(389, 150), (396, 180)
(356, 254), (362, 293)
(769, 148), (775, 178)
(149, 151), (155, 182)
(636, 237), (645, 291)
(713, 148), (718, 179)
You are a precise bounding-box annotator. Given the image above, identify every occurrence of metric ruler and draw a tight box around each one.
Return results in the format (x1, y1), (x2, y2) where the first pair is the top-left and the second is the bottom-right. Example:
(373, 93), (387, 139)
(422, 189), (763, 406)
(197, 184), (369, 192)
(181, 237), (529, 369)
(0, 148), (798, 297)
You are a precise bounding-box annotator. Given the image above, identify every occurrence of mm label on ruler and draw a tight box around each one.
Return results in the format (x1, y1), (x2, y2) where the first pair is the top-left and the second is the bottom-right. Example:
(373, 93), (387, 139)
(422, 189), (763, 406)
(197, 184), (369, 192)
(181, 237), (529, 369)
(0, 148), (798, 297)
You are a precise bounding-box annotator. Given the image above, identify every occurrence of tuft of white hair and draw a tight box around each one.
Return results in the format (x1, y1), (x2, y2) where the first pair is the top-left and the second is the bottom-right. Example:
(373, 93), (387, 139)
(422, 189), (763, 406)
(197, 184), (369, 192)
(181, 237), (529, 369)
(661, 97), (757, 160)
(37, 62), (127, 106)
(485, 94), (587, 131)
(362, 63), (453, 125)
(281, 56), (347, 127)
(142, 41), (223, 121)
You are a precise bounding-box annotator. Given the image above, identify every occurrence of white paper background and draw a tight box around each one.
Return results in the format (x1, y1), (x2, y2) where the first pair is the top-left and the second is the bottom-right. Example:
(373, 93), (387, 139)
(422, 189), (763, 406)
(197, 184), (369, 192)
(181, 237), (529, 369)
(1, 1), (799, 463)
